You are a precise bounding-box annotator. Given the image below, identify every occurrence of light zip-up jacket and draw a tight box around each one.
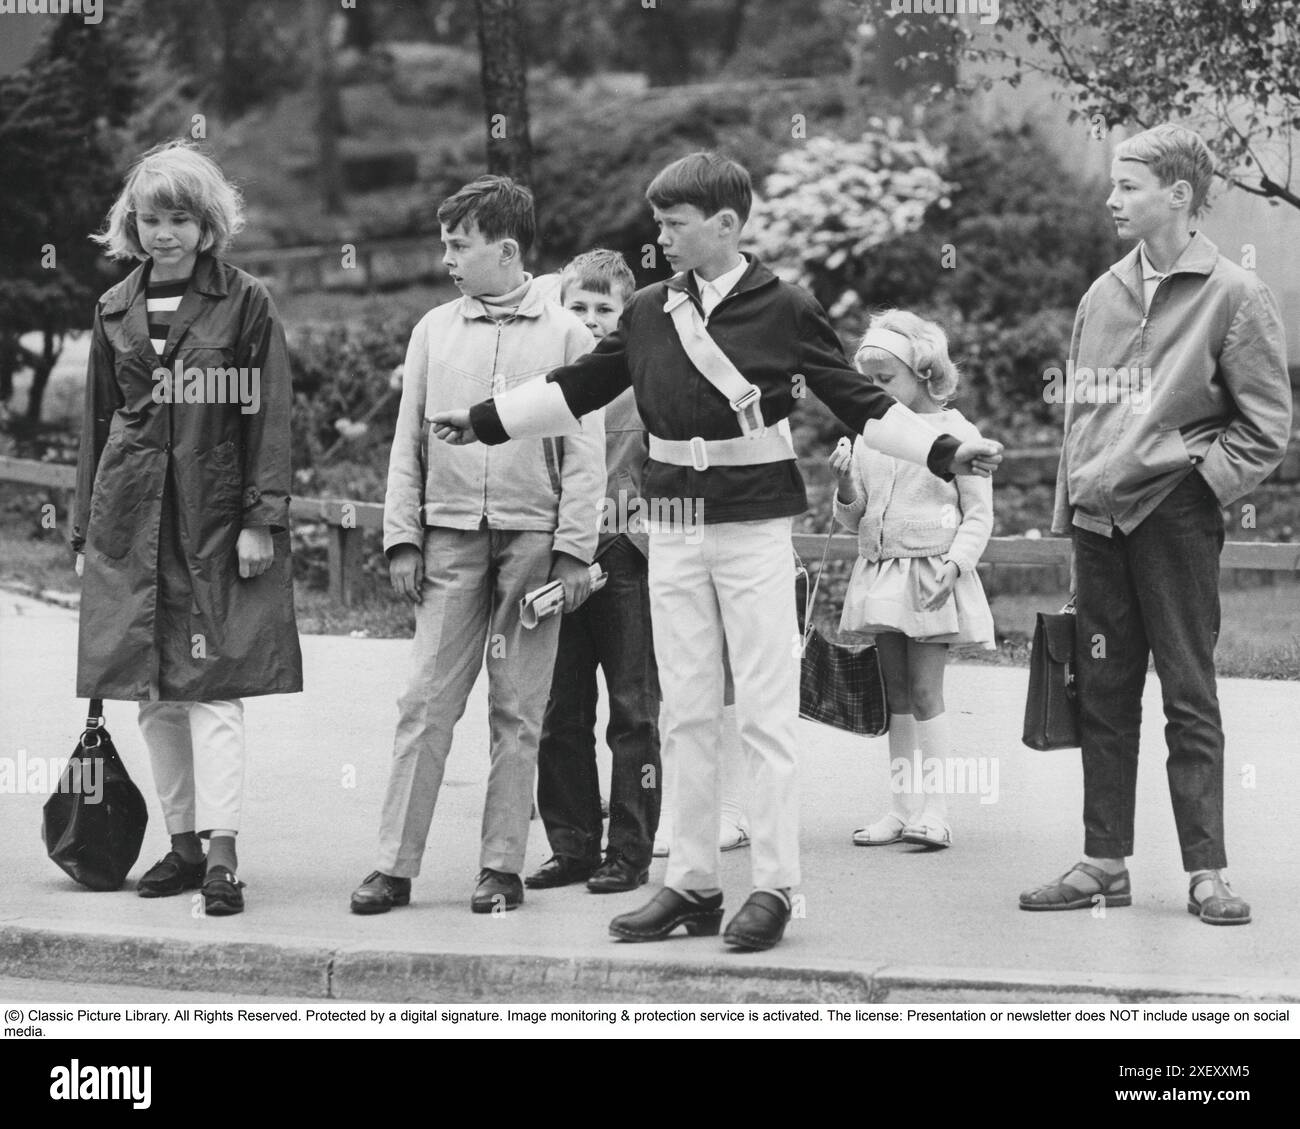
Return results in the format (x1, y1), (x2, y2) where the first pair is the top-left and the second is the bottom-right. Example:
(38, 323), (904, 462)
(1053, 233), (1291, 536)
(384, 278), (606, 561)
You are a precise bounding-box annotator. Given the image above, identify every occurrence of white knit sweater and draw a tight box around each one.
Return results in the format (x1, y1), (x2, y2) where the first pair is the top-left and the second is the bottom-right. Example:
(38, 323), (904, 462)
(832, 407), (993, 574)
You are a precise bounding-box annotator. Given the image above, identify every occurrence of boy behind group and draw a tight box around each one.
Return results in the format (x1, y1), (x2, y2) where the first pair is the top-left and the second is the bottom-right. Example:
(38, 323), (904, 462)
(526, 250), (663, 895)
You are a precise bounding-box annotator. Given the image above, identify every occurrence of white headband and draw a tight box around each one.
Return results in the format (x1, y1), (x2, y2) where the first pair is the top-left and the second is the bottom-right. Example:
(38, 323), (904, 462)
(858, 327), (919, 374)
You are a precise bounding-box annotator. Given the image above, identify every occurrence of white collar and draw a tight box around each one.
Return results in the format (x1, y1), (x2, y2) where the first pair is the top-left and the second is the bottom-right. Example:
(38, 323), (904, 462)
(1138, 245), (1166, 281)
(694, 257), (748, 301)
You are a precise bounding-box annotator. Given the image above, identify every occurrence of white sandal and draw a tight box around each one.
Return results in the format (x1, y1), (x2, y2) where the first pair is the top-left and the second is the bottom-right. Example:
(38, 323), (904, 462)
(901, 815), (952, 849)
(851, 813), (907, 846)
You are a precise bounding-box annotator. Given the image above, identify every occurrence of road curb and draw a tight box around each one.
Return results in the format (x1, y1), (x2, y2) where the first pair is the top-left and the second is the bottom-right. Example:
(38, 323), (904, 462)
(3, 925), (1298, 1004)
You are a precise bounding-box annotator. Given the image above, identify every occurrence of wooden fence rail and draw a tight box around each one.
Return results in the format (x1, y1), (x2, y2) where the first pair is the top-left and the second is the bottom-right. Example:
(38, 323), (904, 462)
(4, 457), (1298, 607)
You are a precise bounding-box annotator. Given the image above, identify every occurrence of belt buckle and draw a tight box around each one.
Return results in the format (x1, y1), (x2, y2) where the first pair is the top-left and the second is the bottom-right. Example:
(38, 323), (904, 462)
(689, 436), (709, 472)
(730, 387), (763, 436)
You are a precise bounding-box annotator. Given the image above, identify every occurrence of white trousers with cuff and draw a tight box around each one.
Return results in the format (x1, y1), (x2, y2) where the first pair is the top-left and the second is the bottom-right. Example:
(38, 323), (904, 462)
(137, 699), (246, 836)
(650, 517), (801, 891)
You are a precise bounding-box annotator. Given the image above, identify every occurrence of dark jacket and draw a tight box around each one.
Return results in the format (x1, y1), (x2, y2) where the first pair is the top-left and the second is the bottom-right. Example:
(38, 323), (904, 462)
(71, 253), (303, 701)
(472, 255), (958, 524)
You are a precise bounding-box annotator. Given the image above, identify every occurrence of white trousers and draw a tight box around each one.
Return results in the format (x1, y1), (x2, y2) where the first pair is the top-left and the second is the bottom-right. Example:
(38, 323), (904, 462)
(650, 517), (801, 890)
(137, 700), (246, 835)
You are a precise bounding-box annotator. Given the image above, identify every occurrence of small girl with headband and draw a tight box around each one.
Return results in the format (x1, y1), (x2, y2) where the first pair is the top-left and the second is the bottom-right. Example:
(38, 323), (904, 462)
(828, 309), (995, 850)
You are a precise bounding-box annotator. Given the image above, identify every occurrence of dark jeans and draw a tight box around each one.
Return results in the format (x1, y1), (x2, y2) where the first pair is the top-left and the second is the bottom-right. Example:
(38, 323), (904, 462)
(1074, 469), (1227, 870)
(537, 538), (661, 869)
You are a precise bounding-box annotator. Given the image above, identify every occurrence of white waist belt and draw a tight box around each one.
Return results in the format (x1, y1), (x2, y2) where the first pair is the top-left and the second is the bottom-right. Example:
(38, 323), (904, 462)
(649, 423), (795, 471)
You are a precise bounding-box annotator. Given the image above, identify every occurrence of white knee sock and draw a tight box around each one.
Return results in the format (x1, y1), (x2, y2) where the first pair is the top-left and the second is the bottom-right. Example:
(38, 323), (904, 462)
(914, 713), (949, 822)
(887, 713), (919, 820)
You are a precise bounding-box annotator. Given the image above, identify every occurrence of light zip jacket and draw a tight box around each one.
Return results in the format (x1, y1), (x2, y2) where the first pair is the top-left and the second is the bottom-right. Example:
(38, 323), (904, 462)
(384, 278), (606, 561)
(1053, 233), (1291, 536)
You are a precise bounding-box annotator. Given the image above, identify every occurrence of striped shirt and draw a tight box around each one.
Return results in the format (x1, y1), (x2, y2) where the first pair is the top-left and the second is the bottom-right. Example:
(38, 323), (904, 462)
(145, 278), (188, 356)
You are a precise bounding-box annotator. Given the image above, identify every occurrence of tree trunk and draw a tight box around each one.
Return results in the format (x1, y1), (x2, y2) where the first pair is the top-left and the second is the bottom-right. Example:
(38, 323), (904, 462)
(312, 0), (346, 215)
(475, 0), (533, 187)
(642, 1), (695, 87)
(23, 328), (59, 429)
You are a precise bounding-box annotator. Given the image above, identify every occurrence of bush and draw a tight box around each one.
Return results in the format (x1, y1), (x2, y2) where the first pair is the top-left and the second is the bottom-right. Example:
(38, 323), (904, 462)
(288, 315), (408, 497)
(746, 118), (954, 319)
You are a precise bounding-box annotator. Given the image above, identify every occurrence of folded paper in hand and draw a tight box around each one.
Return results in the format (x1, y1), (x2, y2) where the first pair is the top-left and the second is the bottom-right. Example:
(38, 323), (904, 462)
(520, 564), (606, 628)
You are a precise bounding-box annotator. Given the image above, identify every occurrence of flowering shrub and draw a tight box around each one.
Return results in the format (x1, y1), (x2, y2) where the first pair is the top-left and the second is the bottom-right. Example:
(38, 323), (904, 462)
(746, 119), (953, 319)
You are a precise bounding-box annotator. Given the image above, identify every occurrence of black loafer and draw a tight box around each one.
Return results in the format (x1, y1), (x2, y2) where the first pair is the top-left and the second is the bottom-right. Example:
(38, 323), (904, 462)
(137, 851), (205, 898)
(722, 890), (791, 951)
(201, 866), (246, 917)
(587, 855), (649, 894)
(609, 888), (723, 941)
(524, 854), (598, 889)
(350, 870), (411, 915)
(471, 868), (523, 913)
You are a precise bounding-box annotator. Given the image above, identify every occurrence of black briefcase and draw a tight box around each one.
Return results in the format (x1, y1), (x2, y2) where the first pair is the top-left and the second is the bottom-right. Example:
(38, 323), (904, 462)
(1022, 603), (1080, 750)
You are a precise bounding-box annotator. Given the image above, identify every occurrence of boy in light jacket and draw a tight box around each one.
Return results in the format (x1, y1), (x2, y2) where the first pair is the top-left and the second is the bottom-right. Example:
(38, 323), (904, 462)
(349, 176), (606, 916)
(1022, 124), (1292, 925)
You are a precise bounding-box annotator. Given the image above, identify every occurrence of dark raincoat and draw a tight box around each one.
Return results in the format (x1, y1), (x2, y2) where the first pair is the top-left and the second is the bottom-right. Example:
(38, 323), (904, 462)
(71, 253), (303, 701)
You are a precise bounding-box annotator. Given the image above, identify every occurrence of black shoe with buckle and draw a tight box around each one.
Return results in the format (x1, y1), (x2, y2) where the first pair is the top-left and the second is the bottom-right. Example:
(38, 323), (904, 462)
(722, 890), (791, 951)
(609, 888), (723, 941)
(587, 854), (649, 894)
(350, 870), (411, 915)
(524, 854), (598, 889)
(201, 866), (246, 917)
(137, 851), (206, 898)
(471, 868), (523, 913)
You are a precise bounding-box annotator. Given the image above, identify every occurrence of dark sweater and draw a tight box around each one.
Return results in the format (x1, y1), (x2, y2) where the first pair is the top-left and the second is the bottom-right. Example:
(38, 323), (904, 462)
(471, 255), (958, 525)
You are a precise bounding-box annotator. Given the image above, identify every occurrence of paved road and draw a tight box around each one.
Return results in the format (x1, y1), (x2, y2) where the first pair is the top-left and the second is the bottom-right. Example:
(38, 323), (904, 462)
(2, 590), (1298, 1002)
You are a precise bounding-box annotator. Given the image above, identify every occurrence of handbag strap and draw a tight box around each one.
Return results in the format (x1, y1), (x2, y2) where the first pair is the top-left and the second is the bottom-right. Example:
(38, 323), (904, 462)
(86, 699), (104, 728)
(801, 512), (838, 645)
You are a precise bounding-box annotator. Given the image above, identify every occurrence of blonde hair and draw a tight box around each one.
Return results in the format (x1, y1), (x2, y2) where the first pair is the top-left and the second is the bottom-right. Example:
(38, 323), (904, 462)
(1114, 124), (1215, 217)
(854, 309), (960, 406)
(93, 141), (245, 261)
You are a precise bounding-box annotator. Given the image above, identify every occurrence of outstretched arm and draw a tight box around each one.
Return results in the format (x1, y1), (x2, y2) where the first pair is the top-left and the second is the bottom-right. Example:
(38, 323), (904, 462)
(433, 316), (634, 446)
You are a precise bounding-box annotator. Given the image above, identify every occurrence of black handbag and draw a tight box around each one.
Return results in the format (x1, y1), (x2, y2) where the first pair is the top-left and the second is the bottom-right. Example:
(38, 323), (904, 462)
(1022, 602), (1081, 750)
(42, 699), (148, 891)
(796, 525), (889, 737)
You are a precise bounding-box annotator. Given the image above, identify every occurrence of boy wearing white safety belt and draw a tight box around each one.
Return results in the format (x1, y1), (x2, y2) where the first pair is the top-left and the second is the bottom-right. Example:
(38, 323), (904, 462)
(432, 152), (1004, 951)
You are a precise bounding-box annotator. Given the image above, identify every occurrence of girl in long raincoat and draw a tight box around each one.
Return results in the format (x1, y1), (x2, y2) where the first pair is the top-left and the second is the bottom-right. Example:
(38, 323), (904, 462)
(71, 141), (302, 915)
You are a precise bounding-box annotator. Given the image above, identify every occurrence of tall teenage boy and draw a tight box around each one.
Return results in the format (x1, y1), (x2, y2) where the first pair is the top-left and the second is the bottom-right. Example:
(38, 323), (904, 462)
(1022, 124), (1291, 925)
(434, 153), (1002, 950)
(349, 176), (606, 917)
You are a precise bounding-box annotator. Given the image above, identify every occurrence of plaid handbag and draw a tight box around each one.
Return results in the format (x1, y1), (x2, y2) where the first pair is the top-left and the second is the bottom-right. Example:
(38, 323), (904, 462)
(796, 524), (889, 737)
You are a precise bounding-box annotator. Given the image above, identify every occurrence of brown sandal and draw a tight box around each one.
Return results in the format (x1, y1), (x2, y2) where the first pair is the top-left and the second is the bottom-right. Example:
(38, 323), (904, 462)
(1020, 862), (1131, 911)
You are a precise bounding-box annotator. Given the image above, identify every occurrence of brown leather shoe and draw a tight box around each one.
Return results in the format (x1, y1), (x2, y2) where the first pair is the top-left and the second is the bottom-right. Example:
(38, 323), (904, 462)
(525, 854), (598, 889)
(471, 868), (523, 913)
(586, 855), (649, 894)
(350, 870), (411, 915)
